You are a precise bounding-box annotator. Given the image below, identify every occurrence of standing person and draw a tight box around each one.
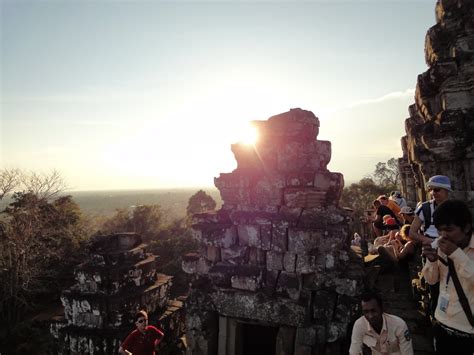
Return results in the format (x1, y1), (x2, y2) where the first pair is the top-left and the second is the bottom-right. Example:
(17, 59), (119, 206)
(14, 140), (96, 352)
(410, 175), (451, 320)
(119, 310), (165, 355)
(422, 200), (474, 354)
(350, 290), (414, 355)
(409, 175), (451, 245)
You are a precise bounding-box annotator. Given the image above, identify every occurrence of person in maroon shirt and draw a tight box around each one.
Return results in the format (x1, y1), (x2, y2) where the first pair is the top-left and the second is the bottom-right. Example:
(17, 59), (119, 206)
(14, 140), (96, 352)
(119, 310), (164, 355)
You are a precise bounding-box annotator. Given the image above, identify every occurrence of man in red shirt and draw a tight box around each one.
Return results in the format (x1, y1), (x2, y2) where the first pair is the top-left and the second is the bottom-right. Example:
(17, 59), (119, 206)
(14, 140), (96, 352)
(119, 310), (164, 355)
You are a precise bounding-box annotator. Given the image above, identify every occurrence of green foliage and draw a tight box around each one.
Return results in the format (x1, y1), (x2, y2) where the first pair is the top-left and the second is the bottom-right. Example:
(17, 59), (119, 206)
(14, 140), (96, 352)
(0, 193), (88, 327)
(369, 157), (400, 189)
(186, 190), (216, 216)
(98, 204), (165, 241)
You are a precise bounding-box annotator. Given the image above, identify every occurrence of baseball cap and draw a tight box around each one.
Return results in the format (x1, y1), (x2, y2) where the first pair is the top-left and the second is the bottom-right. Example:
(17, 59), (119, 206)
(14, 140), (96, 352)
(426, 175), (452, 191)
(400, 206), (414, 215)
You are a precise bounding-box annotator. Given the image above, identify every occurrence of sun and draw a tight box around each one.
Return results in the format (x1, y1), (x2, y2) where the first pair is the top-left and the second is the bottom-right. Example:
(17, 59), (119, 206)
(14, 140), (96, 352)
(238, 123), (259, 145)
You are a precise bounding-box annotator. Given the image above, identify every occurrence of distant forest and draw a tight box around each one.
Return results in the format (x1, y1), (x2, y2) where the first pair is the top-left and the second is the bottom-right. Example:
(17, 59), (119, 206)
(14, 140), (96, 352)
(0, 187), (222, 219)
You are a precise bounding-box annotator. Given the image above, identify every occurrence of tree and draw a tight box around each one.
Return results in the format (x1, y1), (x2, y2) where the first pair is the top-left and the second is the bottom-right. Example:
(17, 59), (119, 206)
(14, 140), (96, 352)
(0, 168), (21, 200)
(0, 169), (66, 201)
(186, 190), (216, 216)
(370, 158), (400, 188)
(0, 193), (87, 328)
(99, 205), (165, 241)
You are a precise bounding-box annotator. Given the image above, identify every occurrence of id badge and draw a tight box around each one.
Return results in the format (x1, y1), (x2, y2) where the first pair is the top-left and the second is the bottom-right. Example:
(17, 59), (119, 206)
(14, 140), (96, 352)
(438, 292), (449, 313)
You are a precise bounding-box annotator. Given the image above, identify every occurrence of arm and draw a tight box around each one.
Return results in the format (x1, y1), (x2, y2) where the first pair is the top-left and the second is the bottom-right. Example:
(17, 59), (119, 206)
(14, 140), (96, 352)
(150, 325), (165, 350)
(397, 322), (414, 355)
(409, 215), (432, 245)
(118, 346), (132, 355)
(349, 319), (365, 355)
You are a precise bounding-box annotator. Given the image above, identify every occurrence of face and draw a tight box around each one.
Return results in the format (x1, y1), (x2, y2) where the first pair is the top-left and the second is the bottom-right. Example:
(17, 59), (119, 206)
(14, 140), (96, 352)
(429, 187), (449, 204)
(136, 316), (148, 332)
(437, 223), (471, 247)
(362, 298), (383, 330)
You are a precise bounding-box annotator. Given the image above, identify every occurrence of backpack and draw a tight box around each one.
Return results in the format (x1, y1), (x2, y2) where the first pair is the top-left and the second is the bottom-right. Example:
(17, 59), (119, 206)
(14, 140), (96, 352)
(421, 201), (432, 231)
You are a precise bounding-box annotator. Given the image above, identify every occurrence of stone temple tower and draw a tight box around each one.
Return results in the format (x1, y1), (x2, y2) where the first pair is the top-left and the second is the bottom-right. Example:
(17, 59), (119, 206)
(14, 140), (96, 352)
(400, 0), (474, 209)
(183, 109), (365, 354)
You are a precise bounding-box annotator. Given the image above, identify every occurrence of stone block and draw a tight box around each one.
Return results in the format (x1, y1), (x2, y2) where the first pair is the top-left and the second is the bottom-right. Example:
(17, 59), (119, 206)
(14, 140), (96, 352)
(284, 188), (326, 208)
(286, 171), (315, 187)
(275, 326), (296, 355)
(276, 272), (300, 300)
(288, 229), (321, 254)
(221, 246), (249, 265)
(271, 222), (288, 252)
(261, 225), (272, 250)
(296, 326), (325, 346)
(248, 247), (266, 266)
(237, 224), (261, 247)
(266, 251), (284, 271)
(231, 274), (261, 291)
(283, 252), (296, 272)
(327, 322), (346, 342)
(295, 255), (319, 274)
(198, 224), (237, 248)
(206, 245), (221, 263)
(313, 290), (336, 322)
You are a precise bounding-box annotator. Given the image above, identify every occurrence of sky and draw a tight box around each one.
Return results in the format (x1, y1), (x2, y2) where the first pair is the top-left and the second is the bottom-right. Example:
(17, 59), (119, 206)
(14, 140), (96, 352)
(1, 0), (436, 191)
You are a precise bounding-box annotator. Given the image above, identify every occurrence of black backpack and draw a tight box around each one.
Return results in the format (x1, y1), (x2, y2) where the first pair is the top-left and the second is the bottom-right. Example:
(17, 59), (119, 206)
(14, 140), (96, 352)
(420, 201), (432, 231)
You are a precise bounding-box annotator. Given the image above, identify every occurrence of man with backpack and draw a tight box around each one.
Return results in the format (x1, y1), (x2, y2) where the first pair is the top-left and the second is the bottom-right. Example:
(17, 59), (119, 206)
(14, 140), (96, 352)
(409, 175), (451, 245)
(409, 175), (451, 320)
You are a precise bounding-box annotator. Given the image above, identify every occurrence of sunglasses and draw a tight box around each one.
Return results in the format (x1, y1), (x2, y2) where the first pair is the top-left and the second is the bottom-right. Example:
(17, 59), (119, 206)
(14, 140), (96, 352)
(137, 318), (148, 324)
(429, 188), (441, 193)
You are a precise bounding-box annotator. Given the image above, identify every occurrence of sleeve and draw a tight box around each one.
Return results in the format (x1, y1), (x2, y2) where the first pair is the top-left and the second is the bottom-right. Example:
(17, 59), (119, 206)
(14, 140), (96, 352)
(414, 205), (424, 221)
(149, 325), (165, 345)
(449, 247), (474, 280)
(396, 321), (414, 355)
(121, 331), (136, 351)
(349, 318), (364, 355)
(422, 259), (440, 285)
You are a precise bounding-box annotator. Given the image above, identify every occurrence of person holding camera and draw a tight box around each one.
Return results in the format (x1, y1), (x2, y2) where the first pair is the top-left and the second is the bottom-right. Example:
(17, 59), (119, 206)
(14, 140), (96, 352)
(422, 200), (474, 354)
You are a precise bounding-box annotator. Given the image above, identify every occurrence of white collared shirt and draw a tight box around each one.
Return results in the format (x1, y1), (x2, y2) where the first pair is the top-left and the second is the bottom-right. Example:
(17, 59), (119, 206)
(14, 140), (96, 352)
(422, 235), (474, 334)
(350, 313), (413, 355)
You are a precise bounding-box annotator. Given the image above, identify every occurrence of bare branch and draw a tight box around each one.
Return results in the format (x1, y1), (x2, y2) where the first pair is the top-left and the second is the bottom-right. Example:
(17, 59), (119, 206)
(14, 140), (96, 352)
(0, 169), (21, 200)
(21, 170), (67, 199)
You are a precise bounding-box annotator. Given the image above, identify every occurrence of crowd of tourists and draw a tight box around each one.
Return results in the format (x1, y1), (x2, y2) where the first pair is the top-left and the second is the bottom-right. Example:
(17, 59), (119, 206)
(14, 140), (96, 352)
(350, 175), (474, 354)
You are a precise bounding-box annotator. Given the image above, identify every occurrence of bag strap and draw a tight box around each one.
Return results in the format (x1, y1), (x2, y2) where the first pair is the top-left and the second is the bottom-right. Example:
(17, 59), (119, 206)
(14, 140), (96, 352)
(447, 258), (474, 327)
(422, 201), (432, 231)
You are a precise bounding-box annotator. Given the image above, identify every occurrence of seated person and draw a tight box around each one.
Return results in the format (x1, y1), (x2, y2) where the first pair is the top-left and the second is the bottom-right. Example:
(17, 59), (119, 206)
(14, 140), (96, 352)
(400, 206), (415, 224)
(377, 224), (418, 264)
(370, 200), (399, 237)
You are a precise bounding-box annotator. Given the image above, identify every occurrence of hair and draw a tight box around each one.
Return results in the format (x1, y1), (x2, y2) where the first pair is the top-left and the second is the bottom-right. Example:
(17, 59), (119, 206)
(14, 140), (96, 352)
(135, 310), (148, 321)
(361, 290), (383, 308)
(399, 224), (411, 242)
(433, 200), (472, 234)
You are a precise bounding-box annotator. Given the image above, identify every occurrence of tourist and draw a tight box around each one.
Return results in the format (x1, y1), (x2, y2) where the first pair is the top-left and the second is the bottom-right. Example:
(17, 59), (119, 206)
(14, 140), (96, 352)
(400, 206), (415, 224)
(370, 199), (399, 237)
(390, 191), (408, 208)
(410, 175), (451, 318)
(378, 195), (402, 223)
(422, 200), (474, 354)
(377, 224), (418, 264)
(409, 175), (451, 245)
(119, 310), (164, 355)
(350, 290), (413, 354)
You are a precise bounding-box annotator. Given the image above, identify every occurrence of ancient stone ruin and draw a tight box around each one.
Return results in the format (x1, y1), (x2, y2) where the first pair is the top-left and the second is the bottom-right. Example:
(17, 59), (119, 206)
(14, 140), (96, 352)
(400, 0), (474, 208)
(183, 108), (365, 354)
(51, 233), (185, 354)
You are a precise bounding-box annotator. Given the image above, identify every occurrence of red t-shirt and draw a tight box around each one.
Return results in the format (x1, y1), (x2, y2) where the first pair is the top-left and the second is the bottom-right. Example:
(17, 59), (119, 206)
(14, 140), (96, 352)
(121, 325), (164, 355)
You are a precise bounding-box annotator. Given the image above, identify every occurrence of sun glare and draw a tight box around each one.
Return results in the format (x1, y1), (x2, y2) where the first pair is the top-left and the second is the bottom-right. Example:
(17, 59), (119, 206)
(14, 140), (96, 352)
(238, 124), (259, 145)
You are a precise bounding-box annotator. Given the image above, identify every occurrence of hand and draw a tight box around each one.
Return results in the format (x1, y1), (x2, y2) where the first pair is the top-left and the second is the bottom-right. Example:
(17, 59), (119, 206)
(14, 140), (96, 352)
(422, 245), (438, 262)
(438, 236), (458, 256)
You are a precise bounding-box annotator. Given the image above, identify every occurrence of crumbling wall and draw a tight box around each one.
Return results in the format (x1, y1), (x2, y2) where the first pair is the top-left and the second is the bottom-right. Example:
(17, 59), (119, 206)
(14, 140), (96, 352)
(401, 0), (474, 209)
(183, 108), (365, 354)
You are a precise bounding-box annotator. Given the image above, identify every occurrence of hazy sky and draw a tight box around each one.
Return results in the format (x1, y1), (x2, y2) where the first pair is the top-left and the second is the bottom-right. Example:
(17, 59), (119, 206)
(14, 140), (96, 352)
(1, 0), (436, 191)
